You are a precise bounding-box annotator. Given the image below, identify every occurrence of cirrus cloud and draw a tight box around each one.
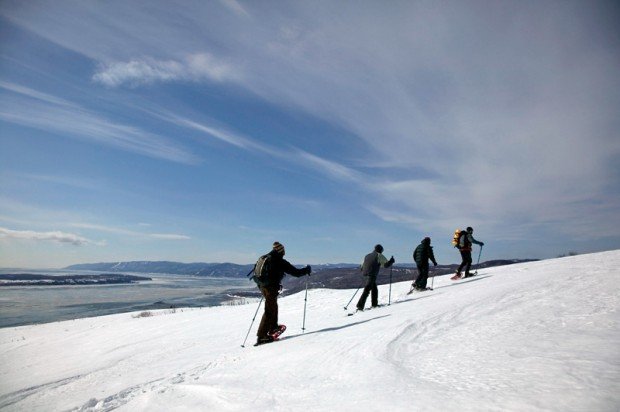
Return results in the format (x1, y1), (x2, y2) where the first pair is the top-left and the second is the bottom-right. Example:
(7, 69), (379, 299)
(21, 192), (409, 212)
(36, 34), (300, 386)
(0, 227), (99, 246)
(92, 53), (242, 87)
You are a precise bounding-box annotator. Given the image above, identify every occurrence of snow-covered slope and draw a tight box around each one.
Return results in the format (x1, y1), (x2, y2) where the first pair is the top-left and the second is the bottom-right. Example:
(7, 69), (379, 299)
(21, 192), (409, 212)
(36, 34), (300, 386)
(1, 251), (619, 411)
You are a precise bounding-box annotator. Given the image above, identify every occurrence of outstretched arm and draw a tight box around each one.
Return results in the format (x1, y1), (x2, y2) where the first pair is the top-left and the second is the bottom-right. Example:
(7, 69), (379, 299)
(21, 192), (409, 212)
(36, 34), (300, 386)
(468, 233), (484, 246)
(282, 259), (311, 277)
(378, 253), (395, 268)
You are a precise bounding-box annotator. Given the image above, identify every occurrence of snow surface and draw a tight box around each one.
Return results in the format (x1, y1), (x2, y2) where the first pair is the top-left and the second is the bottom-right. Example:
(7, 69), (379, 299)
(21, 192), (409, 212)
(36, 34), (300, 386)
(1, 251), (619, 411)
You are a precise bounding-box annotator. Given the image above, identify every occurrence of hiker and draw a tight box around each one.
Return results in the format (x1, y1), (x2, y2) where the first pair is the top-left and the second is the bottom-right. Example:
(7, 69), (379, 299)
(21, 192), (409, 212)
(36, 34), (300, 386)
(356, 244), (395, 311)
(412, 237), (438, 291)
(255, 241), (311, 345)
(455, 227), (484, 278)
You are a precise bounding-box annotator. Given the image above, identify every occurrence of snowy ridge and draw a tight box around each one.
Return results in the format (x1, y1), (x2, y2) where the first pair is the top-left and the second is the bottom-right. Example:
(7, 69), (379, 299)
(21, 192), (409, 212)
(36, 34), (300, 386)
(1, 251), (619, 411)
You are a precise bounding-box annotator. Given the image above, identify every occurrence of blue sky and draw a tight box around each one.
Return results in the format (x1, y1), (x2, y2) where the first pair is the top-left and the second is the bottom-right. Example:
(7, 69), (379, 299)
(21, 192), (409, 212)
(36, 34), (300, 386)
(1, 0), (619, 269)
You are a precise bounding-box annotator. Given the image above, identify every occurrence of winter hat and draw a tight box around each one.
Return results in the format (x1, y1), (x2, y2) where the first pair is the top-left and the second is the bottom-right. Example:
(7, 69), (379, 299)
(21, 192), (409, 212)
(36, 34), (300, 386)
(272, 241), (285, 255)
(423, 237), (431, 244)
(374, 244), (384, 253)
(466, 227), (473, 233)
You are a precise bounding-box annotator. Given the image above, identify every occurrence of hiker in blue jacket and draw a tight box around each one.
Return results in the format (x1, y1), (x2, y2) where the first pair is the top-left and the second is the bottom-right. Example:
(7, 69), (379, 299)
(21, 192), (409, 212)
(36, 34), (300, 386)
(455, 227), (484, 278)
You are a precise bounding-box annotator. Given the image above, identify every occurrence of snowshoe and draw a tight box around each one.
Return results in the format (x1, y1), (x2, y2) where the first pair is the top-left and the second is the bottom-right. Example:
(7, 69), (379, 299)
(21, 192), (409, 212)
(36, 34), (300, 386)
(450, 272), (462, 281)
(268, 324), (287, 340)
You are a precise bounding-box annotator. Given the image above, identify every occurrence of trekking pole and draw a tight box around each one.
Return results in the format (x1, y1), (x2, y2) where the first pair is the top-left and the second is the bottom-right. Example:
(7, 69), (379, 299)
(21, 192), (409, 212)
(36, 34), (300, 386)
(388, 266), (393, 305)
(407, 269), (415, 294)
(473, 245), (483, 275)
(431, 272), (435, 290)
(241, 296), (263, 348)
(302, 278), (309, 332)
(344, 288), (360, 310)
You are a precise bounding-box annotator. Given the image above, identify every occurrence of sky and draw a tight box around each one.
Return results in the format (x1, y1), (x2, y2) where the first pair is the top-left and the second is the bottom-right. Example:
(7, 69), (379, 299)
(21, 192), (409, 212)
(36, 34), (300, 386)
(1, 0), (619, 268)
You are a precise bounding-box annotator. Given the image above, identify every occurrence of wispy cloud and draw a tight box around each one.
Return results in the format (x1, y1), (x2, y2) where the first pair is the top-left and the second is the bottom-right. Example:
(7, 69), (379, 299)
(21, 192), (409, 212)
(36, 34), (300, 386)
(0, 227), (97, 246)
(218, 0), (250, 18)
(158, 112), (255, 150)
(92, 53), (242, 87)
(0, 80), (77, 108)
(149, 234), (191, 240)
(15, 173), (99, 190)
(156, 110), (369, 185)
(70, 223), (190, 240)
(149, 109), (314, 163)
(295, 149), (362, 183)
(0, 82), (200, 164)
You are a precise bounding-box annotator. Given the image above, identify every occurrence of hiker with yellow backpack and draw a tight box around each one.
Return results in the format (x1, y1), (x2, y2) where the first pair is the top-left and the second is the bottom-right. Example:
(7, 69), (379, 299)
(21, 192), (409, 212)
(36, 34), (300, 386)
(451, 227), (484, 280)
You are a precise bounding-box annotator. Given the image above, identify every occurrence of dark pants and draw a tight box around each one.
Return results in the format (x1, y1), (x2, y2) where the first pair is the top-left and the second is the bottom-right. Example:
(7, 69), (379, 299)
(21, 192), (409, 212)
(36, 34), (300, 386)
(257, 285), (279, 339)
(357, 275), (378, 309)
(458, 250), (472, 275)
(414, 263), (429, 288)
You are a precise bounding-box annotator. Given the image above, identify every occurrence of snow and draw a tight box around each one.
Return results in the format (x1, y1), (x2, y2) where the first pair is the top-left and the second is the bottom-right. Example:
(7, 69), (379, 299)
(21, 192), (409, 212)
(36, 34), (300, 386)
(1, 251), (619, 411)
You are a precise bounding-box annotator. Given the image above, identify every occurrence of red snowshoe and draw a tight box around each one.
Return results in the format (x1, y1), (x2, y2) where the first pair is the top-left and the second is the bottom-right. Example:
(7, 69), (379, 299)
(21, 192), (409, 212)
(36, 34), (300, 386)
(268, 324), (287, 340)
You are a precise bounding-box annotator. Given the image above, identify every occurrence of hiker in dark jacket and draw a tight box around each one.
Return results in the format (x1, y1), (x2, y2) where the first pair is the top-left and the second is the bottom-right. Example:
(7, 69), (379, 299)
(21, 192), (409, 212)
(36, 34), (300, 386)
(455, 227), (484, 278)
(255, 242), (311, 345)
(412, 237), (438, 291)
(356, 244), (395, 311)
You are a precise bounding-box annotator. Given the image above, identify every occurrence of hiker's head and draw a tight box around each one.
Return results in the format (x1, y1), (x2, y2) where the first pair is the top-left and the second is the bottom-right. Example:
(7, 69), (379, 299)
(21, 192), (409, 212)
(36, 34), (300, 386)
(466, 227), (474, 234)
(423, 237), (431, 245)
(374, 244), (384, 253)
(272, 241), (285, 256)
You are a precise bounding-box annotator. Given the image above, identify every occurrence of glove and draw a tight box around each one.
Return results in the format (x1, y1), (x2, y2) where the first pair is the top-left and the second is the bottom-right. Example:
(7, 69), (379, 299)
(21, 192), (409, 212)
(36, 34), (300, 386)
(433, 262), (438, 267)
(305, 265), (312, 275)
(480, 242), (485, 247)
(389, 256), (395, 265)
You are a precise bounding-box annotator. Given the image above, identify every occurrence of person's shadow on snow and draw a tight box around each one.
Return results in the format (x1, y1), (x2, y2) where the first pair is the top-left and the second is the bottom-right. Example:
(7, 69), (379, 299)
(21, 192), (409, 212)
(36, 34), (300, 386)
(282, 314), (391, 341)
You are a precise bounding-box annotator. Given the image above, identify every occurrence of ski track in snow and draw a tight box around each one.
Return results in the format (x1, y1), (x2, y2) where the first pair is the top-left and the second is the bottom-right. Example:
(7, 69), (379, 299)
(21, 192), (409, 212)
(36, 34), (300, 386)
(0, 251), (619, 411)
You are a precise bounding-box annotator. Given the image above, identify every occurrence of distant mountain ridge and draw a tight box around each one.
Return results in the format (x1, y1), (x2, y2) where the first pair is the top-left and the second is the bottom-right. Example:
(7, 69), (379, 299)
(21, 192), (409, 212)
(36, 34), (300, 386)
(281, 259), (538, 295)
(64, 261), (363, 277)
(65, 261), (255, 277)
(0, 273), (150, 286)
(65, 259), (535, 281)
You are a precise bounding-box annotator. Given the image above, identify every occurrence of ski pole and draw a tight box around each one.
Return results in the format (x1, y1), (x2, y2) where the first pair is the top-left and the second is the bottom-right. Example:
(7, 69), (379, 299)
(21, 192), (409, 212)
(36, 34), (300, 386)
(388, 266), (393, 305)
(241, 296), (263, 348)
(302, 278), (309, 332)
(473, 245), (483, 275)
(344, 288), (360, 310)
(431, 272), (435, 290)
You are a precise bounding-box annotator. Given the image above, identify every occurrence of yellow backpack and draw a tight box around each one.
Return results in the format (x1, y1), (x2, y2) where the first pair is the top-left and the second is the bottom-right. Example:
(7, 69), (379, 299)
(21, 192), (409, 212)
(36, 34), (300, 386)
(451, 229), (466, 248)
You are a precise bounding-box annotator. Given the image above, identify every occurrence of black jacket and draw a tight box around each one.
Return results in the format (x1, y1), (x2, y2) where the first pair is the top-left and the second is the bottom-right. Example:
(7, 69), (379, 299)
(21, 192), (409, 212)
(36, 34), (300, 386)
(413, 243), (437, 266)
(260, 250), (308, 287)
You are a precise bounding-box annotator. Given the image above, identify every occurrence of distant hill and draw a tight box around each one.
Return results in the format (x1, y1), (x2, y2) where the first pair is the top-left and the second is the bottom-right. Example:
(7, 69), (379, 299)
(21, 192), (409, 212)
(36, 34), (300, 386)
(281, 259), (538, 295)
(66, 259), (536, 289)
(64, 261), (361, 277)
(0, 273), (151, 286)
(65, 261), (255, 277)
